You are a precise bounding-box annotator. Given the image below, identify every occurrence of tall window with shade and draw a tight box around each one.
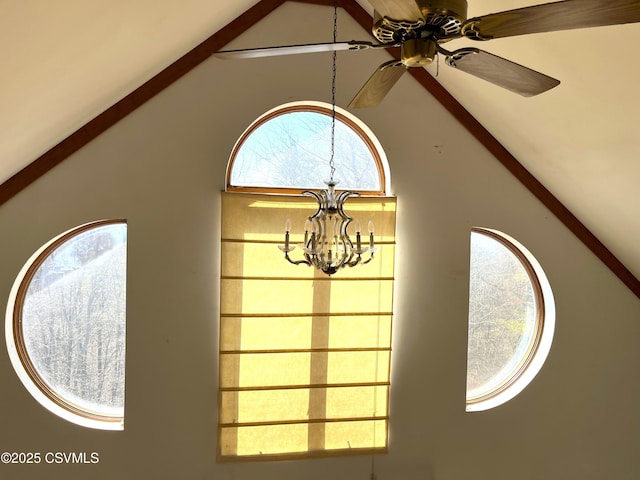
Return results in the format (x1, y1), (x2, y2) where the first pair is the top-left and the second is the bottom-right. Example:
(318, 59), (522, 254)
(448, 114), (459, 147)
(219, 102), (396, 460)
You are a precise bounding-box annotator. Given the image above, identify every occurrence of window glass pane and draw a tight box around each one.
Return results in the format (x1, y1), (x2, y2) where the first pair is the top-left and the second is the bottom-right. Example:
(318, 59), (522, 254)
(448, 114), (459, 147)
(230, 109), (381, 191)
(466, 230), (538, 401)
(21, 223), (127, 418)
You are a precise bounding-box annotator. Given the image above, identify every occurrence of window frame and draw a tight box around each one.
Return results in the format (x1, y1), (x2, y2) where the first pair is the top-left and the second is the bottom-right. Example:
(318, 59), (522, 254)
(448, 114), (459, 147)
(225, 101), (389, 196)
(219, 102), (394, 460)
(466, 227), (555, 412)
(5, 219), (127, 430)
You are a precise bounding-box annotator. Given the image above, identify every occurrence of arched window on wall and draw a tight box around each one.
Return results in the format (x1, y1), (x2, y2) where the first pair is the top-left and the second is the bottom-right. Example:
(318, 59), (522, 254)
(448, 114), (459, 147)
(227, 102), (389, 194)
(466, 227), (555, 412)
(219, 102), (396, 460)
(5, 220), (127, 430)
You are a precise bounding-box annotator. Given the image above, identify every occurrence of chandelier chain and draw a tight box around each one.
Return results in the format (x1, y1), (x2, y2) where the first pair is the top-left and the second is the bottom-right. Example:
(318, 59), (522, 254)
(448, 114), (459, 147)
(330, 0), (338, 183)
(278, 0), (377, 276)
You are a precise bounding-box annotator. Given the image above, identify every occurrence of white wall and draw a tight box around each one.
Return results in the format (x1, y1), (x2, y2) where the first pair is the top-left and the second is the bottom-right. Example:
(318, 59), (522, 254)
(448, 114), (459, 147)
(1, 3), (639, 479)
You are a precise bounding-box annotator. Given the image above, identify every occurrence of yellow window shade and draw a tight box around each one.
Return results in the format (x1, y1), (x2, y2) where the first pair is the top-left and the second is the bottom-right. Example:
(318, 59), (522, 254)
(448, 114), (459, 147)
(218, 192), (396, 461)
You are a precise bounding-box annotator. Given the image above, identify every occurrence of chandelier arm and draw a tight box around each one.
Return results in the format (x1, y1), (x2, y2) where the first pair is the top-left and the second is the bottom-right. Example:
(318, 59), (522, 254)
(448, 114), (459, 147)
(341, 236), (357, 267)
(284, 251), (312, 266)
(335, 191), (358, 220)
(346, 255), (362, 268)
(303, 189), (326, 257)
(361, 252), (375, 264)
(303, 189), (325, 216)
(336, 190), (359, 203)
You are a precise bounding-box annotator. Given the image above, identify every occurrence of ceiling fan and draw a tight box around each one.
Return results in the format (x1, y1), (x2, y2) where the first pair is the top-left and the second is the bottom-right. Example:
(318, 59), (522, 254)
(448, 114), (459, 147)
(215, 0), (640, 108)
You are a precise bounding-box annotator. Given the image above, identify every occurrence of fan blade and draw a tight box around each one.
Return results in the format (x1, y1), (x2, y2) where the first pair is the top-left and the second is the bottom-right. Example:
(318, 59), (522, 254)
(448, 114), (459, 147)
(348, 60), (407, 108)
(367, 0), (423, 22)
(215, 41), (376, 59)
(445, 48), (560, 97)
(462, 0), (640, 40)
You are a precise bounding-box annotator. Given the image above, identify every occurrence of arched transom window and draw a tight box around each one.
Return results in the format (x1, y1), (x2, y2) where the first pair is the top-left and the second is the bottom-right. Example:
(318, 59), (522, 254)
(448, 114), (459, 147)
(227, 102), (389, 194)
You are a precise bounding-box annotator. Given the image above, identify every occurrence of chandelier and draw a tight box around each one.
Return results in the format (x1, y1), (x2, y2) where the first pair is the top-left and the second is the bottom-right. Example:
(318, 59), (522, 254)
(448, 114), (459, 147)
(278, 0), (377, 276)
(279, 180), (376, 275)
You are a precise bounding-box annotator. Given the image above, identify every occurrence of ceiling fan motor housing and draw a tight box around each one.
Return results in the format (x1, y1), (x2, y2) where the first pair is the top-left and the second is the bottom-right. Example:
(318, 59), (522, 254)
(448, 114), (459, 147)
(373, 0), (468, 44)
(401, 38), (437, 66)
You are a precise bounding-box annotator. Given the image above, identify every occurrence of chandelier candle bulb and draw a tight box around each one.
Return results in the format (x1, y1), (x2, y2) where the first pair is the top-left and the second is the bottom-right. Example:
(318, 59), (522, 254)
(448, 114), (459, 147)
(355, 219), (362, 251)
(368, 220), (375, 249)
(285, 219), (291, 250)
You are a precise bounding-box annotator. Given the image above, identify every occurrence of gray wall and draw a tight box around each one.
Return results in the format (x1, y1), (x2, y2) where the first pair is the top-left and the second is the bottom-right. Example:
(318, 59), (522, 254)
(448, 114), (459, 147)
(1, 3), (638, 479)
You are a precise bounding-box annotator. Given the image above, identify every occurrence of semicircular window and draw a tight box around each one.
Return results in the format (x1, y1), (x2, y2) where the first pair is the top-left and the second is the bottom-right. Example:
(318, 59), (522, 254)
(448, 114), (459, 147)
(466, 228), (554, 411)
(6, 220), (127, 429)
(228, 103), (386, 193)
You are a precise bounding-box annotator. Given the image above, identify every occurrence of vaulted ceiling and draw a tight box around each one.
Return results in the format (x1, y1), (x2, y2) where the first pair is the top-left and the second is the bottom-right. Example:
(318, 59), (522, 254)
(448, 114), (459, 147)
(2, 0), (640, 286)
